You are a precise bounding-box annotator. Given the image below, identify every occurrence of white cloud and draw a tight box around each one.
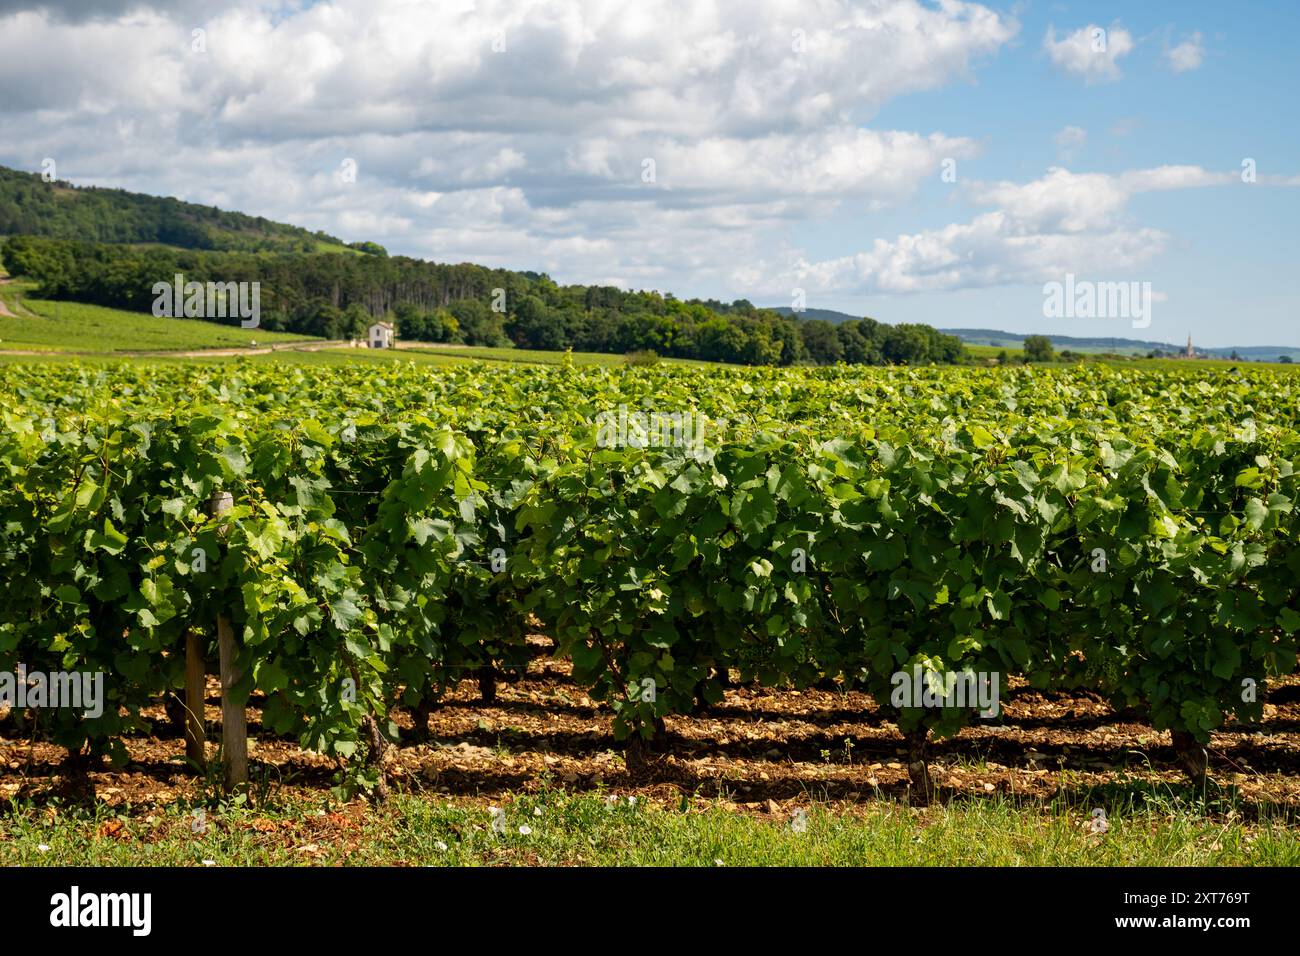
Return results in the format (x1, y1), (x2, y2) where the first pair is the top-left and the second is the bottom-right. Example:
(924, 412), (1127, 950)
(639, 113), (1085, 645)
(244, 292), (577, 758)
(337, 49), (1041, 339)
(0, 0), (1017, 139)
(968, 168), (1129, 233)
(0, 0), (1290, 315)
(1117, 165), (1235, 191)
(789, 164), (1253, 296)
(0, 0), (1021, 297)
(1166, 32), (1204, 73)
(600, 128), (976, 202)
(794, 215), (1168, 295)
(1044, 23), (1134, 84)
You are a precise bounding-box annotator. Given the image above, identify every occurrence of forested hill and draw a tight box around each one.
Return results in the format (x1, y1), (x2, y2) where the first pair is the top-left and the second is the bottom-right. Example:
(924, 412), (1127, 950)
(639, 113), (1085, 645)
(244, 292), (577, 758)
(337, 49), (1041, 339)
(0, 164), (381, 255)
(2, 234), (966, 365)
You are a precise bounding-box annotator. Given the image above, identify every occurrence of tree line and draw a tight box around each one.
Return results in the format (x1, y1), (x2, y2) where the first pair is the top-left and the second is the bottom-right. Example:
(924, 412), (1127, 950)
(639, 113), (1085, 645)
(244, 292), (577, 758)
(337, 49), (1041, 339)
(1, 234), (965, 366)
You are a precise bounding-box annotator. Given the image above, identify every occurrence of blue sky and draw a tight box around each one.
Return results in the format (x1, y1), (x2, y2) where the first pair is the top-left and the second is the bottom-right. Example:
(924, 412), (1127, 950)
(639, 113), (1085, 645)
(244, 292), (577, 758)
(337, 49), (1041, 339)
(800, 0), (1300, 343)
(792, 1), (1300, 345)
(0, 0), (1295, 347)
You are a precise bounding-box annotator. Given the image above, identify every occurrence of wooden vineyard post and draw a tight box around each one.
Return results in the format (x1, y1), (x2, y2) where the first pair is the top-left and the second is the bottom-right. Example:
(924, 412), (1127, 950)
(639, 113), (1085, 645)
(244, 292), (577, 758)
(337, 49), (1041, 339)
(184, 628), (206, 768)
(208, 489), (248, 791)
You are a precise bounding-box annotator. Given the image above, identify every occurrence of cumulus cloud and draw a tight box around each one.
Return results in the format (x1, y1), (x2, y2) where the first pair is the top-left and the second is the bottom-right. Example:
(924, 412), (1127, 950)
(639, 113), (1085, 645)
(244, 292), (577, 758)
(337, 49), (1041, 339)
(788, 164), (1250, 296)
(793, 215), (1167, 295)
(1166, 32), (1204, 72)
(1044, 23), (1134, 84)
(967, 168), (1130, 234)
(1, 0), (1289, 315)
(0, 0), (1017, 139)
(568, 128), (976, 203)
(0, 0), (1018, 295)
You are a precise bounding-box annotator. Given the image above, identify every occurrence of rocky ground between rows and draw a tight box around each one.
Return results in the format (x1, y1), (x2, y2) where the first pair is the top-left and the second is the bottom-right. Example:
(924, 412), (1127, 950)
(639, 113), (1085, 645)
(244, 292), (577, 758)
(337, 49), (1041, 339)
(3, 642), (1298, 818)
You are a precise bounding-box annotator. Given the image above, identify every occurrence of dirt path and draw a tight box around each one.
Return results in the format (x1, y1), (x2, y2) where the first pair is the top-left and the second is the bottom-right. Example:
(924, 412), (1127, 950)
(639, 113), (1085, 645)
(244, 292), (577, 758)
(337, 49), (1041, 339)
(0, 277), (15, 318)
(395, 340), (456, 350)
(146, 340), (351, 359)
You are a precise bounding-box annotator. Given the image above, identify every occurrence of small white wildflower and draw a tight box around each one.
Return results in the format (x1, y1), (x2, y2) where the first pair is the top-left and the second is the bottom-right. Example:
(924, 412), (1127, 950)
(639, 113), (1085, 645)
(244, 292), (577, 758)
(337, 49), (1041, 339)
(37, 844), (50, 853)
(519, 825), (532, 836)
(533, 807), (543, 817)
(202, 859), (216, 866)
(714, 858), (725, 866)
(434, 840), (448, 852)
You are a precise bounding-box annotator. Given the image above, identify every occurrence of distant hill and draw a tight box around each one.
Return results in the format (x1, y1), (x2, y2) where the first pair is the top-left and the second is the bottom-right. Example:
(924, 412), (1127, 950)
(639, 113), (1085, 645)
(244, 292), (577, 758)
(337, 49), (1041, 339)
(0, 164), (381, 256)
(940, 329), (1300, 362)
(767, 307), (862, 325)
(769, 306), (1300, 361)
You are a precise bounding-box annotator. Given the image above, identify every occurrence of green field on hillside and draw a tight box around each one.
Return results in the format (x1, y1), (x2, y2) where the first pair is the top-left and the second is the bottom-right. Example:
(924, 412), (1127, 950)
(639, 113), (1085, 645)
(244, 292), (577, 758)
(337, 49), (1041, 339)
(0, 281), (313, 352)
